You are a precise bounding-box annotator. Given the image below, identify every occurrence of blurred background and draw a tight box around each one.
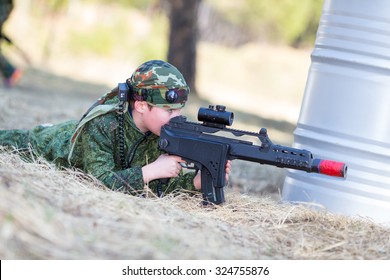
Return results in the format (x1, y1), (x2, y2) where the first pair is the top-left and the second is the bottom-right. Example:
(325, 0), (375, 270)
(1, 0), (324, 196)
(3, 0), (324, 123)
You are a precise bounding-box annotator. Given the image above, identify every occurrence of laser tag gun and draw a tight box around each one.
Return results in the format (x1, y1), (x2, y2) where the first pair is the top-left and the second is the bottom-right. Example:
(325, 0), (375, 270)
(158, 105), (347, 204)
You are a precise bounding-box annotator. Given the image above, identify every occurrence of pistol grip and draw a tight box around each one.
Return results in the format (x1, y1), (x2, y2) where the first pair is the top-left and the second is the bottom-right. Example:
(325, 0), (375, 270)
(201, 167), (225, 204)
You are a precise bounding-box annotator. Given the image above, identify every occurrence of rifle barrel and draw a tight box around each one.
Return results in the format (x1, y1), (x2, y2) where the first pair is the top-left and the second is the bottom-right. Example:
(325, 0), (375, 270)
(311, 159), (347, 178)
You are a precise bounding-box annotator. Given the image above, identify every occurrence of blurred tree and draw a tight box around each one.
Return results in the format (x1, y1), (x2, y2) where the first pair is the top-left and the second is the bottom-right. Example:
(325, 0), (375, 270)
(166, 0), (200, 94)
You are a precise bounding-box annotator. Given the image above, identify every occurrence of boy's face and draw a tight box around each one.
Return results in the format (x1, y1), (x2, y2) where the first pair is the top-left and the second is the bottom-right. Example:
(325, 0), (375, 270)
(142, 105), (182, 136)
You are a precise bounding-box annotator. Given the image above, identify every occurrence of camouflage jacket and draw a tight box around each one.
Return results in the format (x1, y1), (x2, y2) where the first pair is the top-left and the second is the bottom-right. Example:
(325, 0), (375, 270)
(0, 105), (196, 195)
(70, 106), (197, 194)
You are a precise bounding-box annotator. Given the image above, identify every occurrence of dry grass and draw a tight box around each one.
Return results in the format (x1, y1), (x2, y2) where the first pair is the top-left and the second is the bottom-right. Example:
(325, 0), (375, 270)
(2, 2), (389, 261)
(1, 148), (389, 260)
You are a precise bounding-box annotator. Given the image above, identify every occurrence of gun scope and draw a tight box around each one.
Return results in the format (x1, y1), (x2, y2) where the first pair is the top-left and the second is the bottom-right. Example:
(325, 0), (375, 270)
(198, 105), (234, 126)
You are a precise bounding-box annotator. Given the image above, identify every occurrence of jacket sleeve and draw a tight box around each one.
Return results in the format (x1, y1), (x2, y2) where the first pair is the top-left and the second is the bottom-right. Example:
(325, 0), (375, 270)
(78, 116), (145, 193)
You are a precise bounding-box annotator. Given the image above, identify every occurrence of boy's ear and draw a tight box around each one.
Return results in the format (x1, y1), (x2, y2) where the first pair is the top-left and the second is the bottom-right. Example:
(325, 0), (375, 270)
(133, 101), (147, 113)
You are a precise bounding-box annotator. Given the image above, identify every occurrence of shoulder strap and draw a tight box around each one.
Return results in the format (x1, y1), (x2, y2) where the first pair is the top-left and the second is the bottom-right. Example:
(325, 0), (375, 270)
(67, 88), (129, 163)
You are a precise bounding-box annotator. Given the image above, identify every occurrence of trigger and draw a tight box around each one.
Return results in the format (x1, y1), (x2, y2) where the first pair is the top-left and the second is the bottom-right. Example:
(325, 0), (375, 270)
(180, 162), (195, 169)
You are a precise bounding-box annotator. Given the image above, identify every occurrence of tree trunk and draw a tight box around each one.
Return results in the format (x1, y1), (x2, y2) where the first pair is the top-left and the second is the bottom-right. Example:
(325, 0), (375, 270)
(167, 0), (200, 94)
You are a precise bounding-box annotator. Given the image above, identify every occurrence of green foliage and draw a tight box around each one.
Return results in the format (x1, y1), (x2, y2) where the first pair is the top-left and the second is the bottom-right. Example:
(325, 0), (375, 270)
(134, 14), (169, 62)
(46, 0), (69, 11)
(67, 25), (115, 56)
(206, 0), (324, 47)
(31, 0), (69, 15)
(263, 0), (323, 46)
(31, 0), (323, 61)
(65, 6), (168, 61)
(82, 0), (159, 10)
(33, 0), (158, 13)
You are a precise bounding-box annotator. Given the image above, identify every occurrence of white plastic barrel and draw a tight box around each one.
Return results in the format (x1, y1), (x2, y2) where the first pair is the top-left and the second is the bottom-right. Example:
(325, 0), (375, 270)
(282, 0), (390, 224)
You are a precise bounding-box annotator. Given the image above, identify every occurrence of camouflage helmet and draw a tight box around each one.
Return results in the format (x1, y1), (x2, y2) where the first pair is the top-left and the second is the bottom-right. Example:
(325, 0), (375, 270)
(126, 60), (190, 109)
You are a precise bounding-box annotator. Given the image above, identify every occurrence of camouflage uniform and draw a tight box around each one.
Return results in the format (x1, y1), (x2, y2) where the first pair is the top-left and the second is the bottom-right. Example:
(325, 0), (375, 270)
(0, 60), (196, 195)
(0, 0), (17, 81)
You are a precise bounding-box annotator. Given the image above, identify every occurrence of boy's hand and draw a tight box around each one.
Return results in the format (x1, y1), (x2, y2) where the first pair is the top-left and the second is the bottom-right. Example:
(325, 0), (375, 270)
(193, 160), (232, 190)
(142, 154), (184, 183)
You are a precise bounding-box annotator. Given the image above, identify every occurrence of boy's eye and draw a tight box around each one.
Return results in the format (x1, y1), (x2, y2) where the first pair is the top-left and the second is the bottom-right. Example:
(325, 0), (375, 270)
(167, 109), (173, 114)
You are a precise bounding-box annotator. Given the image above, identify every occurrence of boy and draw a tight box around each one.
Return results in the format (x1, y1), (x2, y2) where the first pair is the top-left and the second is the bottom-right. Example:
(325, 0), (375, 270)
(0, 60), (231, 196)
